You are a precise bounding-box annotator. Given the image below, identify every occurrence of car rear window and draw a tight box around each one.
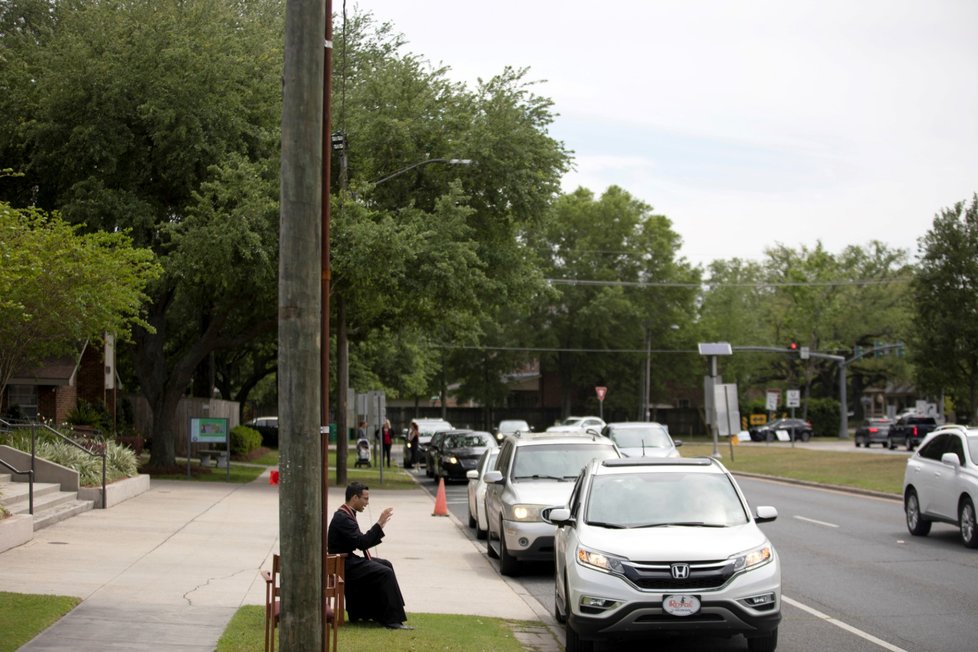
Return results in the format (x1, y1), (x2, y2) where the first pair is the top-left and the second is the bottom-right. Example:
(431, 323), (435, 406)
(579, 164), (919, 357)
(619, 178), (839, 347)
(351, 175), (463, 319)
(512, 444), (618, 480)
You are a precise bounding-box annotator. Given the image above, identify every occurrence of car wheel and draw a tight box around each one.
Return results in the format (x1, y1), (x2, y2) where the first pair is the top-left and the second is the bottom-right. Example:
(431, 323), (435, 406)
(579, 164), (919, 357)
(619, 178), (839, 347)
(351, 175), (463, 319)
(905, 489), (932, 536)
(855, 438), (862, 447)
(467, 506), (476, 529)
(887, 437), (896, 450)
(476, 521), (487, 540)
(498, 519), (520, 576)
(565, 622), (593, 652)
(906, 436), (914, 451)
(800, 431), (811, 442)
(747, 627), (778, 652)
(959, 498), (978, 548)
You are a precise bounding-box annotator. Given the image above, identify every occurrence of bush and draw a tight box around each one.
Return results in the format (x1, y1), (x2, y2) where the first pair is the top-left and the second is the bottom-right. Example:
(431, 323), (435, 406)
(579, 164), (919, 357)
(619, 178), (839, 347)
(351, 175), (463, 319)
(230, 426), (262, 456)
(806, 397), (840, 436)
(65, 400), (111, 431)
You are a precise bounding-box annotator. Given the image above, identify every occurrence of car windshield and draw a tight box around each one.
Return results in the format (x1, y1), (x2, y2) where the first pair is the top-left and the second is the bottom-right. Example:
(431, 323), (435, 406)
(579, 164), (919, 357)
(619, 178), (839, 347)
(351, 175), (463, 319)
(448, 433), (492, 448)
(586, 472), (749, 528)
(512, 444), (618, 481)
(610, 427), (672, 449)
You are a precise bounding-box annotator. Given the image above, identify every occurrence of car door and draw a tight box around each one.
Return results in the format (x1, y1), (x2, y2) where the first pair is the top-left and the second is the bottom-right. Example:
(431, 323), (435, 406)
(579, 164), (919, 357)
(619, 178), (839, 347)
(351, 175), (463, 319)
(485, 441), (513, 540)
(933, 434), (966, 519)
(911, 434), (951, 518)
(555, 470), (587, 611)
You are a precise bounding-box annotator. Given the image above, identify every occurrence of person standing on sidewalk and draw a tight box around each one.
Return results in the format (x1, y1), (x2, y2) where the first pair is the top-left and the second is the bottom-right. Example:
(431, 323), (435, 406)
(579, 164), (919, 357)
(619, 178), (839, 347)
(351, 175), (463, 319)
(380, 419), (394, 467)
(327, 481), (413, 630)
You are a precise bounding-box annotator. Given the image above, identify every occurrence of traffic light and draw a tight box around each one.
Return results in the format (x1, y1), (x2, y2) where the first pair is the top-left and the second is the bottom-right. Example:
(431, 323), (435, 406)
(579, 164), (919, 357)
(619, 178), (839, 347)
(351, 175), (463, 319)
(788, 339), (799, 352)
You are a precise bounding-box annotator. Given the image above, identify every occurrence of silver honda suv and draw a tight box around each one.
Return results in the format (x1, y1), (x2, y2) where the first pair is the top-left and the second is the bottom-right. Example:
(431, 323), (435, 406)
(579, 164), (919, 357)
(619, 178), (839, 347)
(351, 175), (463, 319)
(544, 457), (781, 652)
(484, 432), (620, 576)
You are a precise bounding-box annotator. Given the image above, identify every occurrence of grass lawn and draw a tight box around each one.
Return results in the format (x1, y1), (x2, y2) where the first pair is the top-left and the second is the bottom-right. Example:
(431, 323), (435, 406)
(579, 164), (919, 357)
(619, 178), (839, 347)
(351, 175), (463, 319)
(682, 440), (906, 495)
(216, 607), (532, 652)
(0, 592), (80, 652)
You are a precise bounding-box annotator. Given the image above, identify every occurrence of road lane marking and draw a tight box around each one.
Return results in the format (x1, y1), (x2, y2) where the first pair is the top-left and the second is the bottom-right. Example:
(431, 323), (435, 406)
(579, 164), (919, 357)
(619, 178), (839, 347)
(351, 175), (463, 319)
(793, 515), (839, 528)
(783, 595), (908, 652)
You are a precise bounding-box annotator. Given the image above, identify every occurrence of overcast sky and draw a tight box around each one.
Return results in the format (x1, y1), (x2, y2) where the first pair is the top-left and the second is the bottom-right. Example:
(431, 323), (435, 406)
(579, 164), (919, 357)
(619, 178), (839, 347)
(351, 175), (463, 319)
(353, 1), (978, 267)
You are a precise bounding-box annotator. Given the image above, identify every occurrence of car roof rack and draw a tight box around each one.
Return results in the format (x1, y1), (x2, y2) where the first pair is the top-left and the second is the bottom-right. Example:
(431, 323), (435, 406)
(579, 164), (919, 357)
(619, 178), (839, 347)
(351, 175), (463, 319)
(601, 457), (714, 468)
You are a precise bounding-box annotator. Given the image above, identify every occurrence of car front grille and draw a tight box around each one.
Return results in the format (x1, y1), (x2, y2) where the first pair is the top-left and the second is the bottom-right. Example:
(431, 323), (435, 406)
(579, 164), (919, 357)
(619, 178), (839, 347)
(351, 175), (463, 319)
(622, 559), (735, 591)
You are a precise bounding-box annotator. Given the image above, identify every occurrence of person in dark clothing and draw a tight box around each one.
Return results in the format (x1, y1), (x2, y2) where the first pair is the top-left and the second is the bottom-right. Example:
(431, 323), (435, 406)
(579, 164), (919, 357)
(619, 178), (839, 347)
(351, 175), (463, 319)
(408, 422), (420, 468)
(327, 481), (412, 630)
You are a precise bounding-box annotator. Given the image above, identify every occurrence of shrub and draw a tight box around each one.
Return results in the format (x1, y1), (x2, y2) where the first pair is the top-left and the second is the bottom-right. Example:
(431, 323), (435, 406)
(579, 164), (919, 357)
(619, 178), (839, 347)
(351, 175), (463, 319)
(230, 426), (262, 456)
(65, 400), (111, 431)
(806, 397), (840, 437)
(4, 428), (137, 486)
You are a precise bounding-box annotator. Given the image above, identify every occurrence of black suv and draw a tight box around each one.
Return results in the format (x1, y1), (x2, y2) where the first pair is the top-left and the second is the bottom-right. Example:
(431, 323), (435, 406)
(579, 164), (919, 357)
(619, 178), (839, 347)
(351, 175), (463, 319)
(749, 418), (813, 442)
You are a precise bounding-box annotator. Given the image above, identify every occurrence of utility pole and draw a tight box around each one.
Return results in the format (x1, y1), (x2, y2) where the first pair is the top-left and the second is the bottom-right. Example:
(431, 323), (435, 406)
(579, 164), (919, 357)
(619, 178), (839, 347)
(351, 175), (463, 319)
(279, 0), (326, 647)
(320, 2), (333, 650)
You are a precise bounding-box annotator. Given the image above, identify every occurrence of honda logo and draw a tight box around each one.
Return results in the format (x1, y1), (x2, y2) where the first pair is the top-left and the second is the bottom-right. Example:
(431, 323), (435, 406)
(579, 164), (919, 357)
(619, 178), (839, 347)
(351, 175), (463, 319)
(671, 563), (690, 580)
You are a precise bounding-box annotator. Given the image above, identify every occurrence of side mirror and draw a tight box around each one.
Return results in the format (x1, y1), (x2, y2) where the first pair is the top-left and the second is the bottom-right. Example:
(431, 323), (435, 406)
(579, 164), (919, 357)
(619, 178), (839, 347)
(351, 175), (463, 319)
(542, 506), (573, 525)
(673, 439), (684, 447)
(466, 470), (479, 480)
(941, 452), (961, 468)
(755, 505), (778, 523)
(484, 470), (504, 485)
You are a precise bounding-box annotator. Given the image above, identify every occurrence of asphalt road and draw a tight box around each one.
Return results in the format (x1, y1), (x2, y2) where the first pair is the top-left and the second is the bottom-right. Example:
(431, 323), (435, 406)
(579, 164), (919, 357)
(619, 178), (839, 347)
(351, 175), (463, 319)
(422, 444), (978, 652)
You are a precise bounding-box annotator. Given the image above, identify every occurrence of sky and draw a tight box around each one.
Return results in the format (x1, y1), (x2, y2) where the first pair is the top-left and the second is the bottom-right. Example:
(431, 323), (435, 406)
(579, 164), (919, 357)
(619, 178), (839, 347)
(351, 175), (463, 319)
(352, 1), (978, 267)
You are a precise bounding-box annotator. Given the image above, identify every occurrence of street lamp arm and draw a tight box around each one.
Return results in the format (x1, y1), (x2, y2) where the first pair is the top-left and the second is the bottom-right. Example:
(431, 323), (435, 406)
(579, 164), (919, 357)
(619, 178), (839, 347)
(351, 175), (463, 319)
(370, 158), (473, 186)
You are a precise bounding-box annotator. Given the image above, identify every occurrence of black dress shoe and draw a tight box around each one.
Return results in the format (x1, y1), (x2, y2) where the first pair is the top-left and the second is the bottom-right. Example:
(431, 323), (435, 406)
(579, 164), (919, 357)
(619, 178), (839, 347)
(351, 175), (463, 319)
(384, 622), (414, 630)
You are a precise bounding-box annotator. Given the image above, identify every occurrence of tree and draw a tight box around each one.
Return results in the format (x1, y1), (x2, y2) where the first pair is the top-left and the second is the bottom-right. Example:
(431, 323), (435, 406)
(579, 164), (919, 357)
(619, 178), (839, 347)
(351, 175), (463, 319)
(911, 194), (978, 422)
(0, 0), (284, 467)
(526, 186), (700, 419)
(0, 200), (160, 402)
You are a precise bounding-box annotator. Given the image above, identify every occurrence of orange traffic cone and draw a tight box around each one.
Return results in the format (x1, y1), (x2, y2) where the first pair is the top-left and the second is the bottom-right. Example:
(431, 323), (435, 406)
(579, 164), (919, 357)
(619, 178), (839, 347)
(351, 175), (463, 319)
(432, 477), (449, 517)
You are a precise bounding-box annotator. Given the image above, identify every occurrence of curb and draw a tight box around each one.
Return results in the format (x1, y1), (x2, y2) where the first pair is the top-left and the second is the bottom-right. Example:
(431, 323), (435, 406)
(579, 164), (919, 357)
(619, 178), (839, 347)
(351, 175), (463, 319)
(731, 470), (902, 502)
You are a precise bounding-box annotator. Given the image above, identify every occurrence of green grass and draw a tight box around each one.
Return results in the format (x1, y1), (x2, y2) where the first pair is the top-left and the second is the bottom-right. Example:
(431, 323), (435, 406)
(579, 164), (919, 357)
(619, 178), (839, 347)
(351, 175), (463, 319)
(683, 441), (906, 495)
(216, 607), (532, 652)
(0, 592), (80, 652)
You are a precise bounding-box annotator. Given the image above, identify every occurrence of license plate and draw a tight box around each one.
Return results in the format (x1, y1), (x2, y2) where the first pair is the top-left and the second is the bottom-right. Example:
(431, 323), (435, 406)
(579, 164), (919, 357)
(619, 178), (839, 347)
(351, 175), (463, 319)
(663, 594), (701, 616)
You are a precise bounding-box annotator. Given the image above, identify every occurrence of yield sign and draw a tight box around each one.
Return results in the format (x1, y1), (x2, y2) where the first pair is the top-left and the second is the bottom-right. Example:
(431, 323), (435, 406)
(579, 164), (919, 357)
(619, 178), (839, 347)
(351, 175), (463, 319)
(595, 386), (608, 402)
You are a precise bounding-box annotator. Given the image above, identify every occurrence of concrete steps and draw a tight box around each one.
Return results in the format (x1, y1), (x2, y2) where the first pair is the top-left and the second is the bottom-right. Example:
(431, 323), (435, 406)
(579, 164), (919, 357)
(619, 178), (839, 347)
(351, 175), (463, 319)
(0, 473), (94, 531)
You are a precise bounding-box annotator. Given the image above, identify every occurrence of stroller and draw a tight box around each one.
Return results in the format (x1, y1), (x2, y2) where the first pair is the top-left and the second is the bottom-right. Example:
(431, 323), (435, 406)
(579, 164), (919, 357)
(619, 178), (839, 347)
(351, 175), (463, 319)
(354, 437), (371, 468)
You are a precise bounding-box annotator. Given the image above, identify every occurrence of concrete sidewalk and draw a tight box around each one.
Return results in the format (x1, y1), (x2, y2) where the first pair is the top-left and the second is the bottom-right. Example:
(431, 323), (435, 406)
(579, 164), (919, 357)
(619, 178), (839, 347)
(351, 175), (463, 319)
(0, 467), (555, 651)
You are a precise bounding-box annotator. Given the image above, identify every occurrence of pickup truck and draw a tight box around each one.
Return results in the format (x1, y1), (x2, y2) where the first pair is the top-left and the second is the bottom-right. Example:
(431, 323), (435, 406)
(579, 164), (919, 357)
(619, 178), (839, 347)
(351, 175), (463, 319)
(887, 415), (939, 451)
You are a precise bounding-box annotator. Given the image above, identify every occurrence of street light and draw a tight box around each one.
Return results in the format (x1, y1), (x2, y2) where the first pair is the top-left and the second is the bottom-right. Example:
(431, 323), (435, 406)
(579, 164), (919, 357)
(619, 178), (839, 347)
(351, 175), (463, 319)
(370, 158), (473, 186)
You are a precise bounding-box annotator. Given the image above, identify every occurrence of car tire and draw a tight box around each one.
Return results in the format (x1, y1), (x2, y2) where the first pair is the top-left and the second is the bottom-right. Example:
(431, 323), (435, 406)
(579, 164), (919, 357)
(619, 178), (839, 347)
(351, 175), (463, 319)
(565, 622), (593, 652)
(476, 522), (487, 540)
(800, 431), (811, 442)
(959, 498), (978, 548)
(888, 437), (897, 450)
(747, 627), (778, 652)
(498, 519), (520, 576)
(905, 436), (914, 451)
(467, 507), (476, 529)
(905, 488), (932, 536)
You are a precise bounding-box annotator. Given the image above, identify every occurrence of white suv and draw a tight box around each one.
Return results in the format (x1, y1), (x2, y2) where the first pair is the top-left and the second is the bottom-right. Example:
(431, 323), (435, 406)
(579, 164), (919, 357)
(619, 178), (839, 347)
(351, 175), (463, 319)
(484, 432), (620, 575)
(903, 424), (978, 548)
(544, 457), (781, 652)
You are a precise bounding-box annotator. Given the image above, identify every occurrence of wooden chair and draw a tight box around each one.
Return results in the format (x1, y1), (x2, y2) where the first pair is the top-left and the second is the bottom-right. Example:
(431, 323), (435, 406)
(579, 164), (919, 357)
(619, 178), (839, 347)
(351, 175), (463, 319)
(324, 553), (346, 652)
(261, 554), (281, 652)
(262, 553), (346, 652)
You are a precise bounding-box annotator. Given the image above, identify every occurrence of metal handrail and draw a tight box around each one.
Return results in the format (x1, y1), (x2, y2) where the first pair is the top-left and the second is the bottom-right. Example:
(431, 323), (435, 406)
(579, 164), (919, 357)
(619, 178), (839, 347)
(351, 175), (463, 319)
(0, 457), (34, 514)
(0, 417), (107, 510)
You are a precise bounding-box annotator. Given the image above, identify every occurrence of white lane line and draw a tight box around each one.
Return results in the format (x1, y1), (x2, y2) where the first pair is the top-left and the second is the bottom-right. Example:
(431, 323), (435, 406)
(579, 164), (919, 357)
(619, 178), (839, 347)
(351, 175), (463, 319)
(783, 595), (909, 652)
(793, 515), (839, 528)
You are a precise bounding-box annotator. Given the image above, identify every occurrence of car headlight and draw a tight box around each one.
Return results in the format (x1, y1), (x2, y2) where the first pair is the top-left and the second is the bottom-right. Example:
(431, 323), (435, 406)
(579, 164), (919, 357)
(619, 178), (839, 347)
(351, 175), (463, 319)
(447, 456), (458, 465)
(729, 543), (773, 572)
(505, 504), (543, 521)
(576, 547), (625, 574)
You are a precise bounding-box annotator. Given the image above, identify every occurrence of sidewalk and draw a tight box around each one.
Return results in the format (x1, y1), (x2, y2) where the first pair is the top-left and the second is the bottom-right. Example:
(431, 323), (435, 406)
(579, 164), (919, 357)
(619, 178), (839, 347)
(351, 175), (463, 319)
(0, 466), (557, 651)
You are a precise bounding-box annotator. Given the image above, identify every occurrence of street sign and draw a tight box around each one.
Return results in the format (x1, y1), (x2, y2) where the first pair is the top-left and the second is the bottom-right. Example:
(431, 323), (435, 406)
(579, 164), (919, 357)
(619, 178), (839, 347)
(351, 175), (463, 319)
(765, 391), (780, 412)
(595, 386), (607, 401)
(786, 389), (801, 408)
(800, 346), (810, 360)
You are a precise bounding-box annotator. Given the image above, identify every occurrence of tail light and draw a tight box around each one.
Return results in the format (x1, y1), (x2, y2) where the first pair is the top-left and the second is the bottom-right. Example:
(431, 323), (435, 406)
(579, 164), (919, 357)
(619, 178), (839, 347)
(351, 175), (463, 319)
(868, 427), (878, 433)
(912, 426), (918, 436)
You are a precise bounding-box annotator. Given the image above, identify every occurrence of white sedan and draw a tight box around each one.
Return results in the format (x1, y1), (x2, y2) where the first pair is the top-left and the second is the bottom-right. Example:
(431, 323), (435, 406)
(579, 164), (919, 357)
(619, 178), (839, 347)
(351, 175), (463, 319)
(466, 448), (500, 539)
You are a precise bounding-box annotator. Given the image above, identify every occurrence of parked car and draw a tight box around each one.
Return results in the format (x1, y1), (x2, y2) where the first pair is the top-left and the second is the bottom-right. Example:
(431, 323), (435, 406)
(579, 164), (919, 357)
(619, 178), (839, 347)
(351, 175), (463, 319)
(484, 432), (620, 576)
(432, 430), (496, 481)
(544, 457), (781, 652)
(854, 417), (893, 447)
(546, 416), (607, 434)
(601, 422), (682, 458)
(495, 419), (531, 443)
(889, 414), (939, 451)
(245, 416), (279, 447)
(467, 448), (501, 539)
(903, 424), (978, 548)
(402, 418), (453, 468)
(748, 418), (812, 442)
(424, 429), (460, 477)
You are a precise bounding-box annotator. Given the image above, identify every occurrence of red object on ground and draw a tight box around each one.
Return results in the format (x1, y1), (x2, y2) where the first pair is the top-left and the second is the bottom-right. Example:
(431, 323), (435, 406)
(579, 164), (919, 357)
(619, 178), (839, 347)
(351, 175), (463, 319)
(269, 469), (280, 485)
(432, 477), (449, 516)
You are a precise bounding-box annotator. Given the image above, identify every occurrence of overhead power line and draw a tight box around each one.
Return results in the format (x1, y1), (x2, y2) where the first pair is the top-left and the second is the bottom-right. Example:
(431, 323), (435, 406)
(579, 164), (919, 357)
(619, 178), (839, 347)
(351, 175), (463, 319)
(545, 277), (910, 289)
